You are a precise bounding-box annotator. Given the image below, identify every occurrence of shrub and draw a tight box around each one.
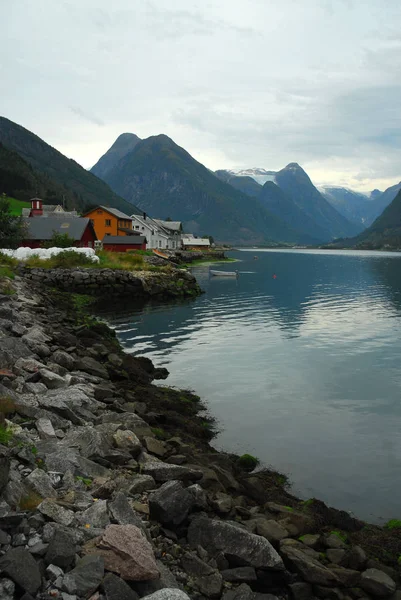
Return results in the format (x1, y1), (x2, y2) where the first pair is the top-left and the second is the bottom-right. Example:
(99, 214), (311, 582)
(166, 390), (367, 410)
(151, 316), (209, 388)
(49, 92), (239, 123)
(385, 519), (401, 530)
(238, 453), (260, 471)
(42, 232), (77, 248)
(0, 425), (13, 446)
(151, 427), (167, 440)
(0, 252), (18, 267)
(26, 250), (94, 269)
(0, 266), (15, 280)
(19, 491), (43, 511)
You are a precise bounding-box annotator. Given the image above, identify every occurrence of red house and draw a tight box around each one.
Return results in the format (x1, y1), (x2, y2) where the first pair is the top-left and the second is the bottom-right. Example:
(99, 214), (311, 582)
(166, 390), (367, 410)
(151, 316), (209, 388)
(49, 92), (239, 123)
(21, 217), (97, 248)
(102, 235), (147, 252)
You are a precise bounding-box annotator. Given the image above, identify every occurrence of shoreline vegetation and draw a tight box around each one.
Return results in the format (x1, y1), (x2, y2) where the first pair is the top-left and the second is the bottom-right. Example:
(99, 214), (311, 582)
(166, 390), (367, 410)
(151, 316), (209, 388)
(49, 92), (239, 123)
(0, 251), (401, 598)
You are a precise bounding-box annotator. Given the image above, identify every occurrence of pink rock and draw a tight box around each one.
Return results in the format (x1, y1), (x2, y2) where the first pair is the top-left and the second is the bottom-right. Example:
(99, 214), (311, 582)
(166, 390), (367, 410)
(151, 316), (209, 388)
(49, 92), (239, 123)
(89, 524), (159, 581)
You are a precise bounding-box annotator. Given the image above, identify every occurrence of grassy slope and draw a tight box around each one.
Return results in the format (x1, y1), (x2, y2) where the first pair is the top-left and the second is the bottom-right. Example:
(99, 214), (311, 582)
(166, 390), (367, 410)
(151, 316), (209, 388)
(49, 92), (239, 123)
(3, 196), (30, 215)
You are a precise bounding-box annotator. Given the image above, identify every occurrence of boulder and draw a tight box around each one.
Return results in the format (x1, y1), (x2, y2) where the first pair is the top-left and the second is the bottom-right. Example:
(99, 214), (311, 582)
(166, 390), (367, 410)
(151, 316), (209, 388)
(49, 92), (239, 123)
(181, 551), (223, 597)
(280, 546), (339, 586)
(289, 582), (313, 600)
(326, 549), (346, 565)
(26, 468), (57, 499)
(330, 567), (361, 587)
(76, 356), (109, 379)
(0, 578), (15, 600)
(38, 499), (75, 526)
(129, 475), (156, 495)
(62, 555), (104, 597)
(0, 338), (32, 368)
(255, 519), (289, 543)
(113, 430), (142, 456)
(102, 572), (140, 600)
(299, 534), (321, 549)
(188, 515), (284, 570)
(360, 569), (396, 597)
(346, 546), (366, 571)
(39, 368), (67, 389)
(144, 436), (168, 457)
(211, 492), (233, 514)
(108, 492), (143, 527)
(45, 528), (77, 568)
(0, 547), (41, 595)
(221, 567), (258, 582)
(221, 583), (255, 600)
(140, 591), (191, 600)
(84, 524), (159, 581)
(79, 499), (110, 528)
(52, 350), (76, 371)
(143, 462), (203, 482)
(149, 480), (195, 526)
(325, 534), (347, 550)
(36, 417), (57, 439)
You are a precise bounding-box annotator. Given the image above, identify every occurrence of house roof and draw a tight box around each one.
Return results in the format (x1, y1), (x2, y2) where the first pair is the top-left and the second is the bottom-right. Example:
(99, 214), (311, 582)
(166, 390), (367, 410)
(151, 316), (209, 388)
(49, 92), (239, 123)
(102, 235), (146, 245)
(98, 206), (133, 220)
(154, 219), (182, 232)
(23, 217), (94, 241)
(182, 236), (210, 246)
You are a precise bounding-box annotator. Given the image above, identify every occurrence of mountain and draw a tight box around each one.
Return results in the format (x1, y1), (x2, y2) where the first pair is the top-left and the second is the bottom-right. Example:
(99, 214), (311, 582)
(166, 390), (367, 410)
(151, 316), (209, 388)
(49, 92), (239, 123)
(319, 186), (371, 230)
(91, 133), (141, 180)
(365, 181), (401, 224)
(349, 189), (401, 249)
(227, 168), (277, 185)
(214, 170), (262, 197)
(0, 117), (140, 214)
(370, 189), (382, 201)
(92, 134), (316, 245)
(274, 163), (361, 240)
(0, 142), (75, 204)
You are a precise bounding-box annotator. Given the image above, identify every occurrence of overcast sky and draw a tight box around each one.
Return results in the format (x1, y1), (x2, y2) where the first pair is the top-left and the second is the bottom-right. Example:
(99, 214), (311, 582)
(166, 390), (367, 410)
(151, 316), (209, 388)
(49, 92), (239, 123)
(1, 0), (401, 192)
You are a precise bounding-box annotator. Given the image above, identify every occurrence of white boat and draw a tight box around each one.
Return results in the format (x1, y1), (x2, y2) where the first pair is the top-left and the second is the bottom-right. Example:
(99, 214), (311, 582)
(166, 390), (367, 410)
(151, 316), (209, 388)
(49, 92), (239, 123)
(210, 269), (238, 277)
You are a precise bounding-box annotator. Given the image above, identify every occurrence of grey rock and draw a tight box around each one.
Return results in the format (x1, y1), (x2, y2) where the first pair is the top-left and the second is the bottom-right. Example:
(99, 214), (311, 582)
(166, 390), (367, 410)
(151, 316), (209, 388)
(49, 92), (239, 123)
(140, 591), (190, 600)
(78, 499), (110, 528)
(325, 534), (347, 550)
(222, 583), (255, 600)
(76, 456), (111, 479)
(36, 417), (57, 439)
(166, 455), (187, 465)
(314, 586), (344, 600)
(327, 549), (347, 565)
(0, 547), (41, 594)
(187, 483), (208, 509)
(38, 499), (75, 526)
(330, 567), (361, 587)
(149, 480), (195, 526)
(299, 534), (321, 549)
(221, 567), (258, 582)
(39, 368), (67, 389)
(62, 555), (104, 597)
(346, 546), (367, 571)
(188, 515), (284, 570)
(0, 457), (10, 495)
(109, 491), (143, 527)
(279, 546), (339, 585)
(255, 519), (289, 542)
(0, 338), (32, 368)
(46, 451), (79, 474)
(143, 462), (203, 482)
(76, 356), (109, 379)
(14, 357), (46, 373)
(0, 578), (15, 600)
(45, 528), (77, 568)
(144, 436), (168, 457)
(26, 468), (57, 499)
(129, 474), (156, 495)
(289, 582), (313, 600)
(113, 430), (142, 455)
(46, 563), (64, 581)
(132, 560), (181, 596)
(211, 492), (232, 514)
(102, 572), (139, 600)
(360, 569), (396, 597)
(52, 350), (76, 370)
(23, 326), (51, 345)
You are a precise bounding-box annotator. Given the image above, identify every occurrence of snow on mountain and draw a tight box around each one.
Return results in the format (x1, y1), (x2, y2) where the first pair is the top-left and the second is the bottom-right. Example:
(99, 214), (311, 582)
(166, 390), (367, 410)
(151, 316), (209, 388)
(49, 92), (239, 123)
(228, 168), (277, 185)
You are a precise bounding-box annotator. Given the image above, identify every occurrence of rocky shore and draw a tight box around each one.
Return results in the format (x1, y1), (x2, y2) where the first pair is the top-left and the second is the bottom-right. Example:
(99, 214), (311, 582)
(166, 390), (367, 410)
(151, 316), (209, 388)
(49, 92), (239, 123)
(0, 273), (400, 600)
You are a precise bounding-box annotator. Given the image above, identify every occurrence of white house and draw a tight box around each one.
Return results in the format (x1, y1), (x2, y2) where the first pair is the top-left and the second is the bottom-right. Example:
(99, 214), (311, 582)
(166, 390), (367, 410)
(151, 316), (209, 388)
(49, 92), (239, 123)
(130, 213), (182, 250)
(182, 235), (210, 249)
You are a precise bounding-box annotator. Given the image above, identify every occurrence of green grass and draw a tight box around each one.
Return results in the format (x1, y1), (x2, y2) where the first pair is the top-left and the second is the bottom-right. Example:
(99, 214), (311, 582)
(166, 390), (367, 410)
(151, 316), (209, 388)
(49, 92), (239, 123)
(4, 196), (30, 216)
(385, 519), (401, 530)
(330, 530), (348, 542)
(151, 427), (168, 440)
(24, 249), (167, 272)
(238, 453), (260, 471)
(0, 425), (13, 446)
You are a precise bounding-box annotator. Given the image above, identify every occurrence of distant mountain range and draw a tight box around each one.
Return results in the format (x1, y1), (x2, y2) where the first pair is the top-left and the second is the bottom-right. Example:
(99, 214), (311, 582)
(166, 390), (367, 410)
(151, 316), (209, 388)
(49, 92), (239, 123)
(91, 134), (315, 246)
(0, 117), (140, 215)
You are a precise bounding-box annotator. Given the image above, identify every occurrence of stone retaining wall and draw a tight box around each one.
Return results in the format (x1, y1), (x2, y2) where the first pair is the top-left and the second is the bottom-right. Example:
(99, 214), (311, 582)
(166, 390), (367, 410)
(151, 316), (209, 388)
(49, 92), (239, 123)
(18, 266), (201, 298)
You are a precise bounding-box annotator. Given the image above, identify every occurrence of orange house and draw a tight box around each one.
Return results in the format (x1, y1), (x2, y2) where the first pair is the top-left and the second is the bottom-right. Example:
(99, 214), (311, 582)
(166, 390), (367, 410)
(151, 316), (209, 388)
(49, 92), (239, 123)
(82, 206), (134, 240)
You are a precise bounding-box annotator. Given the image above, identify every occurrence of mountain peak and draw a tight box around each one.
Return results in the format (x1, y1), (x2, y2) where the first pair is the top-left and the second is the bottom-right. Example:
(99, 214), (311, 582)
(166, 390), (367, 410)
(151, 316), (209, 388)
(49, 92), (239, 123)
(91, 132), (141, 179)
(284, 162), (303, 171)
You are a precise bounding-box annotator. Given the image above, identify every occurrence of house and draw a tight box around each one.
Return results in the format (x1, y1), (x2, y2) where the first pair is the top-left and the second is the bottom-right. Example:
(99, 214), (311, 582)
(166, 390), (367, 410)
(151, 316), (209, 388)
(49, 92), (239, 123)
(21, 216), (97, 249)
(22, 198), (78, 217)
(130, 213), (182, 250)
(83, 206), (135, 240)
(102, 235), (147, 252)
(182, 235), (211, 250)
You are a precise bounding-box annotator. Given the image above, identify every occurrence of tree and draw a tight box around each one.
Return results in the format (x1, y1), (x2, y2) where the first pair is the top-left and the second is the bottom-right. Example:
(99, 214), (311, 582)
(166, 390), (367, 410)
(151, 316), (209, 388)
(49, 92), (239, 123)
(42, 231), (76, 248)
(0, 196), (26, 249)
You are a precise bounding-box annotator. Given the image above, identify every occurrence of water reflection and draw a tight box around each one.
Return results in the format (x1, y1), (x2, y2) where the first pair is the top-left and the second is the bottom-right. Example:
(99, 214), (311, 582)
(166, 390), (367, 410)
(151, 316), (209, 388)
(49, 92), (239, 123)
(104, 249), (401, 523)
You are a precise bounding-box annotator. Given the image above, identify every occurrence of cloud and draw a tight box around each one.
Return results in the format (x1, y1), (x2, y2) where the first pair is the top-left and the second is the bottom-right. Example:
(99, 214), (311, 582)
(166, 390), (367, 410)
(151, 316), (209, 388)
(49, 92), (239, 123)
(70, 106), (104, 127)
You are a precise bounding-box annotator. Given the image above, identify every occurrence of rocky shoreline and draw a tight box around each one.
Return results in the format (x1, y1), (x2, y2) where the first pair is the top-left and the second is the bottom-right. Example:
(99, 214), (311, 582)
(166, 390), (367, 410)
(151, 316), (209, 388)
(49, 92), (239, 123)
(0, 272), (400, 600)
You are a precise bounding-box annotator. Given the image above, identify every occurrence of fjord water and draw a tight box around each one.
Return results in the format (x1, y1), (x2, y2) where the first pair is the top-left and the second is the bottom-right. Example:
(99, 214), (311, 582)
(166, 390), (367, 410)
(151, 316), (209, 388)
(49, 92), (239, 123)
(107, 249), (401, 523)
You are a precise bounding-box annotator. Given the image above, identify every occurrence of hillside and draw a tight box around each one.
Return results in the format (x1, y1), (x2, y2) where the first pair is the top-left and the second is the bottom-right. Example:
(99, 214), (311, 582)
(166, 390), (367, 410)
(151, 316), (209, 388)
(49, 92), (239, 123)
(320, 186), (371, 229)
(5, 196), (30, 215)
(351, 189), (401, 248)
(274, 163), (361, 240)
(214, 170), (262, 197)
(91, 133), (141, 180)
(0, 117), (140, 215)
(365, 181), (401, 224)
(0, 142), (76, 205)
(94, 134), (315, 245)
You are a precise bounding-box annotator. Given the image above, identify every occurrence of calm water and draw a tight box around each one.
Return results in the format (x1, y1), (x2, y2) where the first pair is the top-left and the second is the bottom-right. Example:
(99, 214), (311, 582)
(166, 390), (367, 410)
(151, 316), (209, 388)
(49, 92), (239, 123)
(106, 249), (401, 523)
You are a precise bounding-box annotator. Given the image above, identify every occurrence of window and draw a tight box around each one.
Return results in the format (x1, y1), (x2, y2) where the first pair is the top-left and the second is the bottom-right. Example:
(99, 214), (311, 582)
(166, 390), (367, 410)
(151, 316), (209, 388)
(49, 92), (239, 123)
(105, 233), (111, 236)
(135, 225), (139, 229)
(105, 219), (111, 227)
(159, 241), (162, 247)
(141, 227), (144, 230)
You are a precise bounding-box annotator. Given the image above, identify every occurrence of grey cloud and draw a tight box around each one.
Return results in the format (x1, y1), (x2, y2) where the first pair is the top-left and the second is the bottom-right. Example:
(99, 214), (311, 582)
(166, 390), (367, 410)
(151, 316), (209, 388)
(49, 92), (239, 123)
(70, 107), (104, 127)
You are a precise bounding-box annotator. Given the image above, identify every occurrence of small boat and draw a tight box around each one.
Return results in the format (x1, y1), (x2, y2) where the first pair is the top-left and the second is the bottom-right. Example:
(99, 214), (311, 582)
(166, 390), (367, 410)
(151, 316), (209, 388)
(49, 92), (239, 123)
(210, 269), (238, 277)
(152, 249), (169, 259)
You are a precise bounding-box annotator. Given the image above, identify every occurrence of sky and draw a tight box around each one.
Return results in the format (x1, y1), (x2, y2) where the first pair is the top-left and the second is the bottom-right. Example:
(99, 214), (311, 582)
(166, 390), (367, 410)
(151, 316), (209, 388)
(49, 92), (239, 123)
(1, 0), (401, 193)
